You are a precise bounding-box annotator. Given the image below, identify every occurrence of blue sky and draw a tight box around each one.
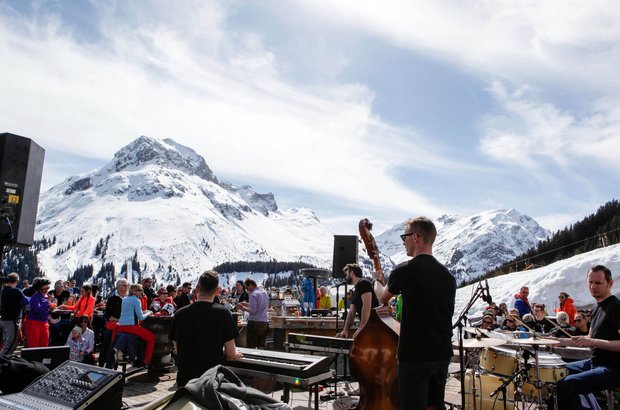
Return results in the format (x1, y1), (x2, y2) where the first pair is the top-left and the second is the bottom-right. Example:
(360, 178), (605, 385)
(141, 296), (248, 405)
(1, 0), (619, 235)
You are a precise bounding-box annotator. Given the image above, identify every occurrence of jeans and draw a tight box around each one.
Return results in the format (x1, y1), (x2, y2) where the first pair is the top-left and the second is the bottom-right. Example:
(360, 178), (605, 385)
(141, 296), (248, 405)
(557, 359), (620, 410)
(398, 358), (450, 410)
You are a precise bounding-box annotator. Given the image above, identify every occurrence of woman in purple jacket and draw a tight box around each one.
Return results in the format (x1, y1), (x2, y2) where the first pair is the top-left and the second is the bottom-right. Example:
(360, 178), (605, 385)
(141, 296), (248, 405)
(26, 278), (53, 347)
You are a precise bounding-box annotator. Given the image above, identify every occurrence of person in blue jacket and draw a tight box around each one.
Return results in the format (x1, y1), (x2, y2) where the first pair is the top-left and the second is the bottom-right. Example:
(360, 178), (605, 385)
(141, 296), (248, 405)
(513, 286), (532, 317)
(300, 277), (315, 316)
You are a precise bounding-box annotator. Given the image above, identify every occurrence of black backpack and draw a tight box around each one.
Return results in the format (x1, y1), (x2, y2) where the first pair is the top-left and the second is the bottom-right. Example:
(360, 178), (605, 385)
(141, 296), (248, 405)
(0, 355), (49, 394)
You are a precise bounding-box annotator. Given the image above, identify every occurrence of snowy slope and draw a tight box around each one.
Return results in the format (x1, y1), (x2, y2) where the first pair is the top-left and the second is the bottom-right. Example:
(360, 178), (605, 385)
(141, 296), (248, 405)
(35, 136), (333, 282)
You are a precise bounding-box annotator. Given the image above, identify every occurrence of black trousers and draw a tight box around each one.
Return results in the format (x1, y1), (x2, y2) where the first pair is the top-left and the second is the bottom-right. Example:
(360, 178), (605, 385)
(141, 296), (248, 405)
(246, 321), (269, 348)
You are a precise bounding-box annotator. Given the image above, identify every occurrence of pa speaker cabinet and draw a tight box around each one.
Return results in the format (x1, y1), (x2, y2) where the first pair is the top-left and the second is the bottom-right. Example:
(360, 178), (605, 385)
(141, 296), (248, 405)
(0, 133), (45, 246)
(332, 235), (358, 278)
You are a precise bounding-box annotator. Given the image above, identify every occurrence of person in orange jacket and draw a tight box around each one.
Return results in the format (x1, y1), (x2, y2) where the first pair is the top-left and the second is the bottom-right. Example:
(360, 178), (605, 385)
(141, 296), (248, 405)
(59, 284), (96, 320)
(556, 291), (577, 326)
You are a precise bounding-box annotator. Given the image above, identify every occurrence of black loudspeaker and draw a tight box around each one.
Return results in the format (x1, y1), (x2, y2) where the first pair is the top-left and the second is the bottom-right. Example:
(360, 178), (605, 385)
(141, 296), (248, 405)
(332, 235), (358, 278)
(0, 133), (45, 246)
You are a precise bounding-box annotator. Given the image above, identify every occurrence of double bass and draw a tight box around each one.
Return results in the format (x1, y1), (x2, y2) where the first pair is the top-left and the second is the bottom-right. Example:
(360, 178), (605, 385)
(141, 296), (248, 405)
(349, 218), (401, 410)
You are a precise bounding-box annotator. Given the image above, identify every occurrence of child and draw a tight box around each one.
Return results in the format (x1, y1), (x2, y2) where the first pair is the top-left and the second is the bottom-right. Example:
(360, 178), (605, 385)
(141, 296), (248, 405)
(66, 326), (87, 362)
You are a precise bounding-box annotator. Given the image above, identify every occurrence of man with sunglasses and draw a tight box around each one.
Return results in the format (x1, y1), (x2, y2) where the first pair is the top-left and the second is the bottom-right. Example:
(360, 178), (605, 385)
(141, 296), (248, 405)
(557, 265), (620, 409)
(373, 217), (456, 410)
(174, 282), (193, 310)
(570, 312), (590, 336)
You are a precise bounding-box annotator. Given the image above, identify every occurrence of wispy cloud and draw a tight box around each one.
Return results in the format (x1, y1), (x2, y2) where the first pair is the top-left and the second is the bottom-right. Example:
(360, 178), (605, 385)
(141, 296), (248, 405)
(0, 1), (469, 218)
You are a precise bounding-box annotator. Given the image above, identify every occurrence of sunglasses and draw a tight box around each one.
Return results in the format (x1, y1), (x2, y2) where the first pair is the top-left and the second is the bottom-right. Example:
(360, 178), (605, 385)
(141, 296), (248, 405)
(575, 319), (583, 322)
(400, 232), (416, 242)
(506, 320), (515, 323)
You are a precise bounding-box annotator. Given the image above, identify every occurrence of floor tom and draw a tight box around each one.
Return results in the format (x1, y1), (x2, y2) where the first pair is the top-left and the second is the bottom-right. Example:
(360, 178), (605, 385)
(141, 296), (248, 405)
(463, 371), (515, 410)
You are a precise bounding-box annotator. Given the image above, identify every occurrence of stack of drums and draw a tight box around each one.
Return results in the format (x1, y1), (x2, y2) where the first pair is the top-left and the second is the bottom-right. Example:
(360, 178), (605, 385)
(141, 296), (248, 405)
(464, 344), (568, 409)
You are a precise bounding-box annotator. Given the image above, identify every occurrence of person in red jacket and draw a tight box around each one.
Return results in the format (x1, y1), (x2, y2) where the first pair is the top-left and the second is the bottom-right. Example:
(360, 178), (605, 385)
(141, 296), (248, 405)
(557, 291), (577, 326)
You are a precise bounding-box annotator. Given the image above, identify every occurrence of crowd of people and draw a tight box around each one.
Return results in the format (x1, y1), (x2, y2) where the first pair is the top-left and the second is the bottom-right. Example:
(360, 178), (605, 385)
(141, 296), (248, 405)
(0, 274), (260, 368)
(474, 286), (593, 338)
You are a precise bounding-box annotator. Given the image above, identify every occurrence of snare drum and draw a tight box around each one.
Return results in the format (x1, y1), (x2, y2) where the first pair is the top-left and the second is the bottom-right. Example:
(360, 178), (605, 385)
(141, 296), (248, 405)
(479, 346), (519, 376)
(524, 351), (567, 383)
(464, 370), (515, 410)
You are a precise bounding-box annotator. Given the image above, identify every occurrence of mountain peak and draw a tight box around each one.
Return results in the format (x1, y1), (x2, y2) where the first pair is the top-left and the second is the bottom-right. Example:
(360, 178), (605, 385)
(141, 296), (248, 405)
(109, 136), (218, 183)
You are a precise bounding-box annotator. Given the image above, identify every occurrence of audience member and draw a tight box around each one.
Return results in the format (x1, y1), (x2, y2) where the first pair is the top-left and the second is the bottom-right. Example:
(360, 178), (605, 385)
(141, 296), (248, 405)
(0, 273), (29, 355)
(150, 287), (175, 316)
(174, 282), (192, 310)
(60, 284), (96, 320)
(338, 290), (354, 311)
(26, 278), (53, 348)
(115, 284), (155, 366)
(100, 279), (128, 368)
(532, 303), (550, 333)
(238, 278), (269, 348)
(142, 277), (157, 308)
(550, 311), (572, 338)
(233, 280), (249, 304)
(570, 312), (590, 336)
(513, 286), (532, 317)
(67, 326), (87, 362)
(557, 292), (577, 326)
(318, 286), (332, 309)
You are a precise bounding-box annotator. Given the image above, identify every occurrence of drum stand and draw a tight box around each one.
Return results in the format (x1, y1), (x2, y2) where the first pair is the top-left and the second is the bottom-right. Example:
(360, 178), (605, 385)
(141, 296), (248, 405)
(529, 344), (560, 410)
(490, 367), (528, 410)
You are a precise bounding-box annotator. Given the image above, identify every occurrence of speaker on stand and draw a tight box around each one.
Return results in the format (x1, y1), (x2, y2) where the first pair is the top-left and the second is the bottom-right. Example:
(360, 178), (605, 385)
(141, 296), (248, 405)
(0, 133), (45, 274)
(332, 235), (358, 324)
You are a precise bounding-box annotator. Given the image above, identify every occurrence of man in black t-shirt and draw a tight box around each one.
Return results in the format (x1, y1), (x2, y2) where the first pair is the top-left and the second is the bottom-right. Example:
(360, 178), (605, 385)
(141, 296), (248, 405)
(558, 265), (620, 409)
(336, 263), (379, 339)
(374, 217), (456, 410)
(169, 270), (241, 387)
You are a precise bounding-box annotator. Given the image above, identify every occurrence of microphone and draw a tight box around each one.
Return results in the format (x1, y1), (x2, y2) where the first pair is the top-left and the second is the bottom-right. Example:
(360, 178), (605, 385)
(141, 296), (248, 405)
(331, 282), (347, 288)
(481, 279), (493, 304)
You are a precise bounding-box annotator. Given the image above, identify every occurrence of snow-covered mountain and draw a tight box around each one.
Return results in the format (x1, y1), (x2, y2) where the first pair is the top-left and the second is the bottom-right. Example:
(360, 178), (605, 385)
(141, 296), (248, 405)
(376, 210), (550, 284)
(35, 136), (334, 283)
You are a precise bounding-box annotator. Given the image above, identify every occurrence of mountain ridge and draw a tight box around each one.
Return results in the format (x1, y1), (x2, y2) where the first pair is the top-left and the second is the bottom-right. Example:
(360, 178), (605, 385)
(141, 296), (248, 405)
(34, 136), (550, 290)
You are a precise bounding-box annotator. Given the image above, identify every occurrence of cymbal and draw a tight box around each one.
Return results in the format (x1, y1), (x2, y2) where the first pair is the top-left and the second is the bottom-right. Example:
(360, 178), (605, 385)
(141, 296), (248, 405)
(463, 327), (491, 336)
(455, 338), (506, 349)
(512, 337), (560, 346)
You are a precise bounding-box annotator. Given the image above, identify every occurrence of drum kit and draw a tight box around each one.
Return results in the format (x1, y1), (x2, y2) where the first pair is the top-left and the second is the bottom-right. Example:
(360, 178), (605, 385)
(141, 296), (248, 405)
(456, 329), (567, 410)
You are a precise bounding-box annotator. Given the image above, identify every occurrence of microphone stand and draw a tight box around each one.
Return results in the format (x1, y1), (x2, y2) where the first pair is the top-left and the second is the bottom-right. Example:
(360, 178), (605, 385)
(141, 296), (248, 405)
(452, 281), (486, 410)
